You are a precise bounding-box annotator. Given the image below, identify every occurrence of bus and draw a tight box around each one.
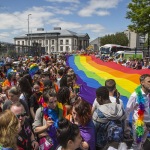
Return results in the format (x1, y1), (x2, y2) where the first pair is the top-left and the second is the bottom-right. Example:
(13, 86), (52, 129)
(99, 44), (131, 56)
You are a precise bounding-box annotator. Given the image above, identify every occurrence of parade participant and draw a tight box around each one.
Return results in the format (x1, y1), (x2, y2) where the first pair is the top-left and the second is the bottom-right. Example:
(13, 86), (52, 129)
(92, 86), (125, 149)
(15, 72), (23, 86)
(0, 92), (7, 112)
(56, 68), (64, 89)
(67, 98), (95, 150)
(2, 70), (16, 91)
(10, 102), (39, 150)
(125, 74), (150, 150)
(29, 81), (42, 120)
(92, 79), (124, 114)
(57, 86), (72, 114)
(18, 76), (33, 107)
(41, 71), (51, 83)
(0, 68), (5, 81)
(56, 118), (82, 150)
(43, 79), (53, 90)
(58, 69), (68, 88)
(3, 86), (29, 115)
(0, 110), (21, 150)
(23, 74), (33, 87)
(33, 88), (67, 150)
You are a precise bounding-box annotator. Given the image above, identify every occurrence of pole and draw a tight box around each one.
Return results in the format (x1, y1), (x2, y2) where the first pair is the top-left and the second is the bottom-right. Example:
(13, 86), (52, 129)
(45, 32), (47, 54)
(148, 33), (150, 58)
(57, 33), (58, 52)
(148, 14), (150, 58)
(28, 14), (31, 46)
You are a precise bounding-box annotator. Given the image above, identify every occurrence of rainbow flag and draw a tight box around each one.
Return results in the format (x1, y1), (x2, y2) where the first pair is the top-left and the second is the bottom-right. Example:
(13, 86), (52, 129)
(67, 55), (150, 107)
(29, 63), (39, 77)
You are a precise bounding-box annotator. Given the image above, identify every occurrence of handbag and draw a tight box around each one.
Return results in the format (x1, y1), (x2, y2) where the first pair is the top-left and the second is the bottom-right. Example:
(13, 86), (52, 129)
(39, 136), (53, 150)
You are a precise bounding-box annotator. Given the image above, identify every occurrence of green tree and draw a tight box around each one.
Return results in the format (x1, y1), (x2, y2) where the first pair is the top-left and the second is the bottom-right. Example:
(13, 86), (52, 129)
(100, 32), (129, 46)
(126, 0), (150, 34)
(126, 0), (150, 56)
(7, 49), (17, 57)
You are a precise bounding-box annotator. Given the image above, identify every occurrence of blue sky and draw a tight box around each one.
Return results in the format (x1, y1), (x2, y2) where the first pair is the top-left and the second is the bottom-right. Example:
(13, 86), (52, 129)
(0, 0), (131, 43)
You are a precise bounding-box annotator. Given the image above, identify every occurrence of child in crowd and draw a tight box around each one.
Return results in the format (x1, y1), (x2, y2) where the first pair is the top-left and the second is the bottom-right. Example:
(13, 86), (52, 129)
(57, 118), (82, 150)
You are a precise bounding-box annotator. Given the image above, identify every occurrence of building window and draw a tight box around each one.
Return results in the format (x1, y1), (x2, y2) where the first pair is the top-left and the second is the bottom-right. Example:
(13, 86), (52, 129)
(66, 40), (69, 45)
(52, 40), (55, 45)
(75, 39), (77, 45)
(45, 46), (48, 52)
(18, 41), (20, 45)
(39, 40), (42, 44)
(22, 41), (24, 45)
(60, 40), (63, 45)
(51, 46), (54, 51)
(66, 46), (69, 51)
(46, 40), (48, 45)
(60, 46), (63, 51)
(18, 47), (20, 52)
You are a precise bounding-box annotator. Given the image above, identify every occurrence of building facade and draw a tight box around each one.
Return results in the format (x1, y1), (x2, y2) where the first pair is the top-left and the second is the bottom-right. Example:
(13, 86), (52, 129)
(124, 29), (148, 50)
(90, 30), (148, 55)
(89, 37), (101, 51)
(14, 27), (90, 55)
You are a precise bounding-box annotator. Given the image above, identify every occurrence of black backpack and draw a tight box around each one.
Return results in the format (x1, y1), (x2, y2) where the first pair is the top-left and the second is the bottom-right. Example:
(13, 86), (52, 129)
(105, 120), (124, 143)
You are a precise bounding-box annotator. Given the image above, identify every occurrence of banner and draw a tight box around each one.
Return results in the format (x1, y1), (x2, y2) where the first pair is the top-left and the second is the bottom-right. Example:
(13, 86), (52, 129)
(67, 55), (150, 108)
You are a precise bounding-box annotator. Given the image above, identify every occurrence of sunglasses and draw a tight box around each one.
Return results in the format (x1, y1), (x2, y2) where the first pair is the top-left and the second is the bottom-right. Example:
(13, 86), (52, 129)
(16, 112), (27, 119)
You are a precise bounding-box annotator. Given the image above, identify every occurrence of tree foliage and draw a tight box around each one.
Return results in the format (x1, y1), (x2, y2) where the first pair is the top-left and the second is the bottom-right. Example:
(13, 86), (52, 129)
(126, 0), (150, 34)
(7, 49), (17, 57)
(100, 32), (129, 46)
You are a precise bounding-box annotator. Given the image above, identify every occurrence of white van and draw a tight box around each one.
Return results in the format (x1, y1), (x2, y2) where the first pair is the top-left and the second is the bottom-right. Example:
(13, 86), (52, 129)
(99, 44), (131, 56)
(114, 51), (143, 60)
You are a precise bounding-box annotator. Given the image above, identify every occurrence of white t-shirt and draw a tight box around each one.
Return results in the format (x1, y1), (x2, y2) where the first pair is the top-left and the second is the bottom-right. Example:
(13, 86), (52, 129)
(126, 90), (150, 122)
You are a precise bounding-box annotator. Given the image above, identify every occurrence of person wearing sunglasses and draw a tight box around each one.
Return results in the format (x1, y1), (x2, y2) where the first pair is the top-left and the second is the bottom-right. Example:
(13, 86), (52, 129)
(10, 101), (39, 150)
(33, 88), (67, 150)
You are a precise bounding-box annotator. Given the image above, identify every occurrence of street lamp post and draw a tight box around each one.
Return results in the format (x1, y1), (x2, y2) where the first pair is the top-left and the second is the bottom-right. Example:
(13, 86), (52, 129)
(28, 14), (31, 46)
(148, 14), (150, 58)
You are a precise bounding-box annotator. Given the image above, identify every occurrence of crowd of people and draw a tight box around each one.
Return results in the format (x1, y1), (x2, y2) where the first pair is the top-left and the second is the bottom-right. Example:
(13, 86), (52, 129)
(0, 52), (150, 150)
(96, 52), (150, 70)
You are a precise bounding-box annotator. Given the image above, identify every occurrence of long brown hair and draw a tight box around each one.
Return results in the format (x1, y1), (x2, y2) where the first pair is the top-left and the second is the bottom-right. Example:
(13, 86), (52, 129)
(73, 98), (92, 126)
(0, 110), (19, 150)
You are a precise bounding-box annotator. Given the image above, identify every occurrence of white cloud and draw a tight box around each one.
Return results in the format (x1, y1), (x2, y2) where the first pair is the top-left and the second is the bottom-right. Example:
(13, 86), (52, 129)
(45, 6), (73, 15)
(0, 6), (54, 40)
(48, 20), (82, 29)
(45, 0), (80, 3)
(0, 1), (115, 43)
(47, 19), (105, 34)
(0, 32), (10, 39)
(95, 10), (110, 16)
(83, 24), (105, 33)
(78, 0), (121, 17)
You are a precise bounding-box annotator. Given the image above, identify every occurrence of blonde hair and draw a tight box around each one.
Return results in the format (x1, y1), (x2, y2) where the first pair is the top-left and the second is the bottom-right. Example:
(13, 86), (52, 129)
(0, 110), (19, 149)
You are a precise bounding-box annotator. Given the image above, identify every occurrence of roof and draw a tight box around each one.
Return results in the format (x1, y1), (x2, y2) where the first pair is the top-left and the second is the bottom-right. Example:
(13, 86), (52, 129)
(14, 29), (88, 39)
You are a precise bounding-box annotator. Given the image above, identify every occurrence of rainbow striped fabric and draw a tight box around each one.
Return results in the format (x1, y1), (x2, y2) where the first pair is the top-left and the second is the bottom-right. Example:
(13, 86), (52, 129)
(67, 55), (150, 107)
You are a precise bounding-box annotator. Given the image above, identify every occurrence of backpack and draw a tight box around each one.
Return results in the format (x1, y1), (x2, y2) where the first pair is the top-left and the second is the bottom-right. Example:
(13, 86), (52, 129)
(105, 120), (124, 143)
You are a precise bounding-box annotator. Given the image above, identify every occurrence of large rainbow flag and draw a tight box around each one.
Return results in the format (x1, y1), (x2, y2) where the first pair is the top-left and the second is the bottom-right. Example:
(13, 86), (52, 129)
(67, 55), (150, 108)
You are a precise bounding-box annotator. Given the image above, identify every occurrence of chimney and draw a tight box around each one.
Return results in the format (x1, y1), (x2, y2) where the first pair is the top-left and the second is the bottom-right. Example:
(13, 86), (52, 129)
(37, 28), (44, 31)
(54, 27), (61, 30)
